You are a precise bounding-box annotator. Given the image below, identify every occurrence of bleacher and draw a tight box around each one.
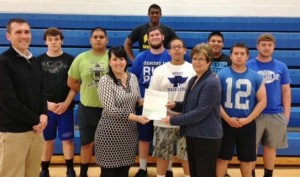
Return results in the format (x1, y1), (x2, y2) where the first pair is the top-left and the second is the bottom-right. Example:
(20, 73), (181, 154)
(0, 13), (299, 163)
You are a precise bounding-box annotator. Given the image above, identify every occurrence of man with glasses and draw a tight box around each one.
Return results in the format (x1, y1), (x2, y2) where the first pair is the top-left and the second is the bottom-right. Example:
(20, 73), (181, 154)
(124, 3), (177, 62)
(149, 37), (194, 177)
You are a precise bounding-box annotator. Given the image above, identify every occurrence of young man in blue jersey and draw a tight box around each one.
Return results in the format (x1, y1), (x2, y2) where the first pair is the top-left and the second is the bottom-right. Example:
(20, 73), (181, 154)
(130, 26), (172, 177)
(247, 33), (291, 177)
(216, 43), (267, 177)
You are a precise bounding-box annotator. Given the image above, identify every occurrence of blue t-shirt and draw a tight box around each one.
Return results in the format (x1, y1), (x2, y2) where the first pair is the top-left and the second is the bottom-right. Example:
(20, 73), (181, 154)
(130, 49), (171, 97)
(246, 58), (291, 114)
(218, 67), (263, 118)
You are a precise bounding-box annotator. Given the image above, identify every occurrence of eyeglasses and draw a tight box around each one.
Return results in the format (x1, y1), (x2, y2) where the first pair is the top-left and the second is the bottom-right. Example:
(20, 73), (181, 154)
(170, 45), (184, 50)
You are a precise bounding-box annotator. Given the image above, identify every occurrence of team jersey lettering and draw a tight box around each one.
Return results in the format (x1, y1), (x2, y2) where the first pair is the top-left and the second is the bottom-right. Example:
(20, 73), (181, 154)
(257, 70), (280, 84)
(225, 78), (251, 110)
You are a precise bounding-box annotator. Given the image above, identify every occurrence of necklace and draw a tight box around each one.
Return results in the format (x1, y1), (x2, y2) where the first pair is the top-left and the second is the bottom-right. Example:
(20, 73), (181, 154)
(117, 73), (131, 93)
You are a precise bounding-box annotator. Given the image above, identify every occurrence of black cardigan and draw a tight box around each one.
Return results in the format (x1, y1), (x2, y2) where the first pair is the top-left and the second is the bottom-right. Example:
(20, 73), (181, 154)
(0, 47), (47, 132)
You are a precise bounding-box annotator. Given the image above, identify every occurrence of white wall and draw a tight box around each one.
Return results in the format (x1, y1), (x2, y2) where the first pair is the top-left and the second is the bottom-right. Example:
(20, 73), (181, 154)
(1, 0), (300, 17)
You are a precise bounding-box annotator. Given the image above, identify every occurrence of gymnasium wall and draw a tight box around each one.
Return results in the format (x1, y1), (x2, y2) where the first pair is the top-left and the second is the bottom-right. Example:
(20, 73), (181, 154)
(1, 0), (300, 17)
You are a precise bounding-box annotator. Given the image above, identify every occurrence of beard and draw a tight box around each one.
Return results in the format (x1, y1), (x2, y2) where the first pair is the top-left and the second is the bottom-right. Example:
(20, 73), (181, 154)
(259, 51), (272, 58)
(150, 42), (163, 49)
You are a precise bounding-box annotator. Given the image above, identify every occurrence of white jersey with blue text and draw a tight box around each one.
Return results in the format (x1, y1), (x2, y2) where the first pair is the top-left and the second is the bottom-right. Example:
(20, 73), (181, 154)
(149, 61), (195, 127)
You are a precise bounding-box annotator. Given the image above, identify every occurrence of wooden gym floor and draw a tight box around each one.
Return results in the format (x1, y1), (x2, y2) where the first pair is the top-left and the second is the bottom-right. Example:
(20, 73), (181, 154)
(47, 165), (300, 177)
(48, 155), (300, 177)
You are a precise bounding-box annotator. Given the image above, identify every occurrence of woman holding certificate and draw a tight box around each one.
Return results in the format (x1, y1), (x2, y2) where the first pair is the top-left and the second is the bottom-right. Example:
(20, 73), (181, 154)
(95, 46), (149, 177)
(162, 43), (223, 177)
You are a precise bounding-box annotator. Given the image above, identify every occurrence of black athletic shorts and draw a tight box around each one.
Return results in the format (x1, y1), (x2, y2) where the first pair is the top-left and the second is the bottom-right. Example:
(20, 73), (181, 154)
(218, 119), (256, 162)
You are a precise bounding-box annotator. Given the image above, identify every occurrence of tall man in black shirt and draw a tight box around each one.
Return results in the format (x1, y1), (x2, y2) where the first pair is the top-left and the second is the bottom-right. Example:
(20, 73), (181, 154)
(124, 4), (177, 62)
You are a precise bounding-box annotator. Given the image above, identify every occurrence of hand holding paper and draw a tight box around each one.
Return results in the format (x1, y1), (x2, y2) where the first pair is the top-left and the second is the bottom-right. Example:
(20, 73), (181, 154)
(142, 89), (168, 120)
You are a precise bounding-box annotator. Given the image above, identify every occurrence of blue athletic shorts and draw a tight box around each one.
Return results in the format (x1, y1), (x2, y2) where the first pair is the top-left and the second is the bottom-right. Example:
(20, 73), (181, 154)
(43, 109), (74, 141)
(136, 107), (153, 141)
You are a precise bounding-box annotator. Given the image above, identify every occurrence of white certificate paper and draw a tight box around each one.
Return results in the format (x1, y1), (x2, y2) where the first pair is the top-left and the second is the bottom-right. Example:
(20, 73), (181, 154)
(142, 89), (168, 120)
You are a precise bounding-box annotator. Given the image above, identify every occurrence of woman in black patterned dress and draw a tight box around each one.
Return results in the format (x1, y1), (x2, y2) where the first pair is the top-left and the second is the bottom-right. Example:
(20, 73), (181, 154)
(95, 46), (149, 177)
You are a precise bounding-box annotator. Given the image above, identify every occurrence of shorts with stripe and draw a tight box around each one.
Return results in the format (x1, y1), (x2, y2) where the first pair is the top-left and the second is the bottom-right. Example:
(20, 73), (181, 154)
(43, 109), (74, 141)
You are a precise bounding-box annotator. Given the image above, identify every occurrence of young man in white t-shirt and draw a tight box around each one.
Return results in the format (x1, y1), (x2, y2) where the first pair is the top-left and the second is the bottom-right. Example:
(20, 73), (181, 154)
(149, 37), (195, 177)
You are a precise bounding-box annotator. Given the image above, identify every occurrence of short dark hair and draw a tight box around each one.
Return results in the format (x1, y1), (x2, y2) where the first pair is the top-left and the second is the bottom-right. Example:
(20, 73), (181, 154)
(6, 18), (30, 33)
(230, 42), (249, 55)
(207, 31), (224, 42)
(43, 27), (64, 41)
(91, 27), (107, 36)
(168, 37), (186, 48)
(108, 46), (128, 85)
(148, 4), (161, 14)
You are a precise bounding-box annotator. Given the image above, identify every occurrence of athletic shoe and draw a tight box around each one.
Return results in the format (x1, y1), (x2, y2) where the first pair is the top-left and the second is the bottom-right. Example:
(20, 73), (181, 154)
(39, 170), (50, 177)
(134, 169), (148, 177)
(67, 169), (76, 177)
(166, 170), (173, 177)
(225, 172), (231, 177)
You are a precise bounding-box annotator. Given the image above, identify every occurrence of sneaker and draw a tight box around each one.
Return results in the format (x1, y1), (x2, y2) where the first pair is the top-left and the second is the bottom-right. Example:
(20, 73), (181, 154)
(39, 170), (50, 177)
(134, 169), (148, 177)
(66, 169), (76, 177)
(166, 170), (173, 177)
(77, 175), (88, 177)
(225, 172), (231, 177)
